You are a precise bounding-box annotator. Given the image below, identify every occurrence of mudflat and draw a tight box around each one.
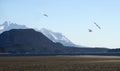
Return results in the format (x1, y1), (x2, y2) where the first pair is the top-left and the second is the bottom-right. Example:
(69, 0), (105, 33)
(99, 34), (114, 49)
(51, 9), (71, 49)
(0, 56), (120, 71)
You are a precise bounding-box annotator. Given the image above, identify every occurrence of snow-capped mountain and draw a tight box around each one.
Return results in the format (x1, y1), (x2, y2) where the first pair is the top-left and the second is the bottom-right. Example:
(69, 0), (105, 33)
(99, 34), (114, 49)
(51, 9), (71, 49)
(40, 28), (79, 47)
(0, 21), (81, 47)
(0, 21), (27, 33)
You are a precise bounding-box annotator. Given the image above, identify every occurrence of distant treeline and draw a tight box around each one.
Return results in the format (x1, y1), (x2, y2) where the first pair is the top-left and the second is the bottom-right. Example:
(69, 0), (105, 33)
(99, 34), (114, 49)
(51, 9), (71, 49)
(0, 51), (120, 56)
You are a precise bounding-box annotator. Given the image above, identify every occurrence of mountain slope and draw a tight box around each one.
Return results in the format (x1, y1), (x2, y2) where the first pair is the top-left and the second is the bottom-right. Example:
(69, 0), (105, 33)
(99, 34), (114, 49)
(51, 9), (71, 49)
(0, 21), (81, 47)
(0, 29), (64, 54)
(40, 28), (79, 47)
(0, 29), (109, 54)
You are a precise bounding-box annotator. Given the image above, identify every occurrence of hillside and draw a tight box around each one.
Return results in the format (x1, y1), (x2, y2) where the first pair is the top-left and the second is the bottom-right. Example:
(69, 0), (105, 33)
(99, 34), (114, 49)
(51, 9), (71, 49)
(0, 29), (110, 55)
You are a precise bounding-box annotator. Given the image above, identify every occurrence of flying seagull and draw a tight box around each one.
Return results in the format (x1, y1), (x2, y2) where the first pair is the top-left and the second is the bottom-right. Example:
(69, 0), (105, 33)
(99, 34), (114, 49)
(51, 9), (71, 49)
(94, 22), (101, 29)
(43, 14), (48, 17)
(88, 29), (92, 32)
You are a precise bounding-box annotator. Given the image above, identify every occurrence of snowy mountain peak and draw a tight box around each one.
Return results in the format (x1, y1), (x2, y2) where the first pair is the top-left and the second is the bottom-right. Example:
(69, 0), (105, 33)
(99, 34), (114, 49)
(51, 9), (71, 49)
(0, 21), (82, 47)
(1, 21), (15, 28)
(2, 21), (10, 26)
(40, 28), (79, 47)
(41, 28), (60, 40)
(0, 21), (9, 30)
(0, 21), (27, 33)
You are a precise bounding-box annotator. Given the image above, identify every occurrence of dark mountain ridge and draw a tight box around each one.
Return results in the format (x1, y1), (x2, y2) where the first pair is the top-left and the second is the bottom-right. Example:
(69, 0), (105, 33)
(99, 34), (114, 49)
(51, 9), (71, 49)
(0, 29), (117, 55)
(0, 29), (64, 54)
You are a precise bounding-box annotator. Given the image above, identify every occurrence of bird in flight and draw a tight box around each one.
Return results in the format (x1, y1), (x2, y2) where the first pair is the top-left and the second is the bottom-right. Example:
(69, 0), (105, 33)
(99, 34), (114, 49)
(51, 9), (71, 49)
(43, 14), (48, 17)
(94, 22), (101, 29)
(88, 29), (92, 32)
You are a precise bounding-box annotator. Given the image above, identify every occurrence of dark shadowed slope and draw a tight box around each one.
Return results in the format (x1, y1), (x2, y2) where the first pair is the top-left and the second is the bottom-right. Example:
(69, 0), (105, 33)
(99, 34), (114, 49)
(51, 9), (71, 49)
(0, 29), (64, 54)
(0, 29), (110, 55)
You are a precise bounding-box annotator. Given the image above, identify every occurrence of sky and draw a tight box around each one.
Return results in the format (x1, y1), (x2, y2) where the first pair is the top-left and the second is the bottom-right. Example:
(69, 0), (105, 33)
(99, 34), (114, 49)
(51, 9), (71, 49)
(0, 0), (120, 48)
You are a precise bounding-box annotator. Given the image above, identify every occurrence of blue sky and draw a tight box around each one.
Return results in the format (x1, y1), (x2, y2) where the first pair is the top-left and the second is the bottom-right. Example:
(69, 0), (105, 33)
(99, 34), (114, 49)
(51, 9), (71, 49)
(0, 0), (120, 48)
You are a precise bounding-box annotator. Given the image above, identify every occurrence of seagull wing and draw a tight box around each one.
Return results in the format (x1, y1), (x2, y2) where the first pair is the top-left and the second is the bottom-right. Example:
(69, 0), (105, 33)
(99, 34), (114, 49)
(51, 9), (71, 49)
(94, 22), (101, 29)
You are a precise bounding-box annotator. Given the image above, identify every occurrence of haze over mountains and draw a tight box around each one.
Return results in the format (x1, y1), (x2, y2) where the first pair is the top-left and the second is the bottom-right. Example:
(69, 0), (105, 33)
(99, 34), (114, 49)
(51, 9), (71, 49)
(0, 21), (80, 47)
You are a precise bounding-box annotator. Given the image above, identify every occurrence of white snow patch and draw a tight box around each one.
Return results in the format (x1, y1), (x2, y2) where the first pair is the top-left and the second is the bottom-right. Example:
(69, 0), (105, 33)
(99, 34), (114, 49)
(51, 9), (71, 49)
(49, 32), (58, 40)
(61, 36), (71, 43)
(0, 26), (4, 30)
